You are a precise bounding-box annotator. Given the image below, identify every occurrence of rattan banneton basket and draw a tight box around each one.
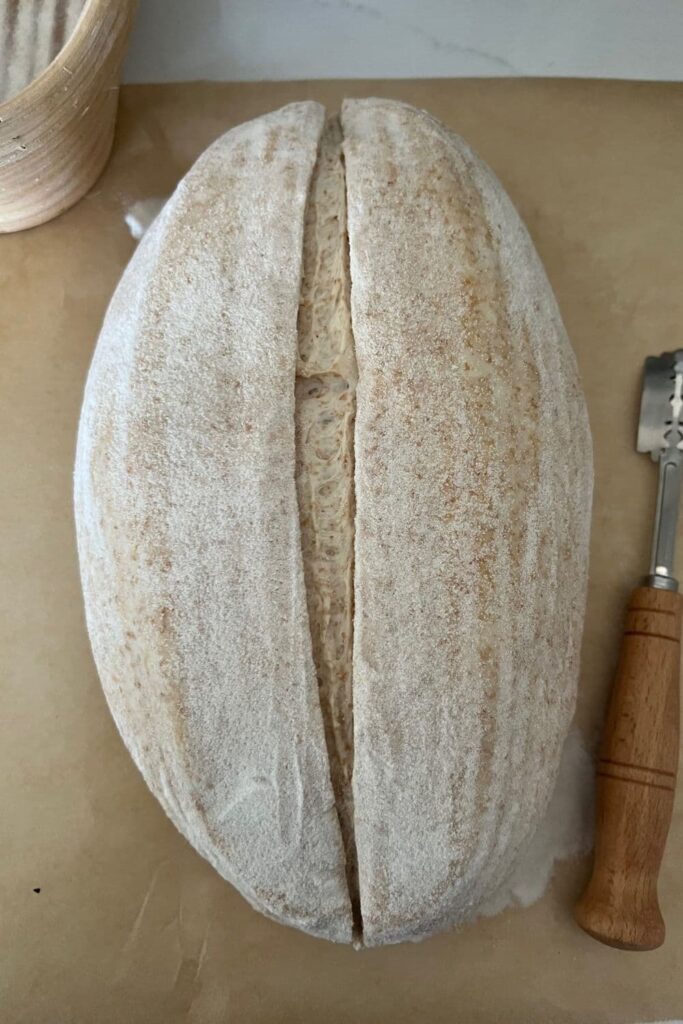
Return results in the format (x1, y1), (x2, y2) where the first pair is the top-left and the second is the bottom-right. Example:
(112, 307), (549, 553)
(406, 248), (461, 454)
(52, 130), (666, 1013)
(0, 0), (137, 233)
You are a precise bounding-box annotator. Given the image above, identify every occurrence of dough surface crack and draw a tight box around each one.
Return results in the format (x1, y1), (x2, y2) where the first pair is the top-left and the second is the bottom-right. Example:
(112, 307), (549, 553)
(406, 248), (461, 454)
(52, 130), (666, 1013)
(295, 114), (361, 937)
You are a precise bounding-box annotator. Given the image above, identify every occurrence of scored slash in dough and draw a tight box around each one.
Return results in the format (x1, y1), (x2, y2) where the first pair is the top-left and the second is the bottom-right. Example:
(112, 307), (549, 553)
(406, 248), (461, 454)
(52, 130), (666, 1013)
(295, 115), (360, 931)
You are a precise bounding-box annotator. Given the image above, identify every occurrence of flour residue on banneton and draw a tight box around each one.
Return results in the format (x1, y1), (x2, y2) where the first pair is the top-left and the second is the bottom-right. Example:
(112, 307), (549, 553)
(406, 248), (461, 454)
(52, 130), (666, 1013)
(295, 115), (361, 933)
(0, 0), (86, 103)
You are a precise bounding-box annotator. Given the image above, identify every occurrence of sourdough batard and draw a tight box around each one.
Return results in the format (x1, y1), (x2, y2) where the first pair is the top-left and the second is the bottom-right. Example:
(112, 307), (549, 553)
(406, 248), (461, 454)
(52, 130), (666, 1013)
(75, 99), (593, 947)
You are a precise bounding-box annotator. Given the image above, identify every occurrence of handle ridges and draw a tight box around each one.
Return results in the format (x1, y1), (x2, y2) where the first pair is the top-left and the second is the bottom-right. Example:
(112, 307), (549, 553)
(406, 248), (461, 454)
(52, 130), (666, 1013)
(574, 585), (681, 950)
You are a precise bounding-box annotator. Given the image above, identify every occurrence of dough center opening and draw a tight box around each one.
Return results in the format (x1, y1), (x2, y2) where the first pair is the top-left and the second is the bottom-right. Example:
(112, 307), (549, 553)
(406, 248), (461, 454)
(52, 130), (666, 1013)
(295, 115), (361, 936)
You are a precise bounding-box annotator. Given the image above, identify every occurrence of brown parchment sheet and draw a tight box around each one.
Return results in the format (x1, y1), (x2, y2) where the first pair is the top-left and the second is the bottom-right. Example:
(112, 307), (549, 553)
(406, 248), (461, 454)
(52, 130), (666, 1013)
(2, 79), (683, 1024)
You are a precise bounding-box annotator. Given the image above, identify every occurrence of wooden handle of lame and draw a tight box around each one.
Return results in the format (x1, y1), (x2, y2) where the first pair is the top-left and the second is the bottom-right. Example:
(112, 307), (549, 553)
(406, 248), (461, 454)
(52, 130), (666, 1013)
(575, 585), (681, 950)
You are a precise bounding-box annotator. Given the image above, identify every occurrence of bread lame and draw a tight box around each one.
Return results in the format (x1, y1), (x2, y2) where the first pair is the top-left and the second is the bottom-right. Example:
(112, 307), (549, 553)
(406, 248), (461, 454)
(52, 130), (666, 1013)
(575, 350), (683, 950)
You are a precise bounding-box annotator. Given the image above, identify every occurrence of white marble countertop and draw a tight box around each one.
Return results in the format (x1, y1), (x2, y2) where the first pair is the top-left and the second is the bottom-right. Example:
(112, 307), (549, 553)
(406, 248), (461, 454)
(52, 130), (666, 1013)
(123, 0), (683, 83)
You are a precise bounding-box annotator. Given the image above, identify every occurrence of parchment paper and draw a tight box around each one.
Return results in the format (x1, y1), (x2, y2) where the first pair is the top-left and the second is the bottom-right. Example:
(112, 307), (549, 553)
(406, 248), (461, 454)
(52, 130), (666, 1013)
(2, 78), (683, 1024)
